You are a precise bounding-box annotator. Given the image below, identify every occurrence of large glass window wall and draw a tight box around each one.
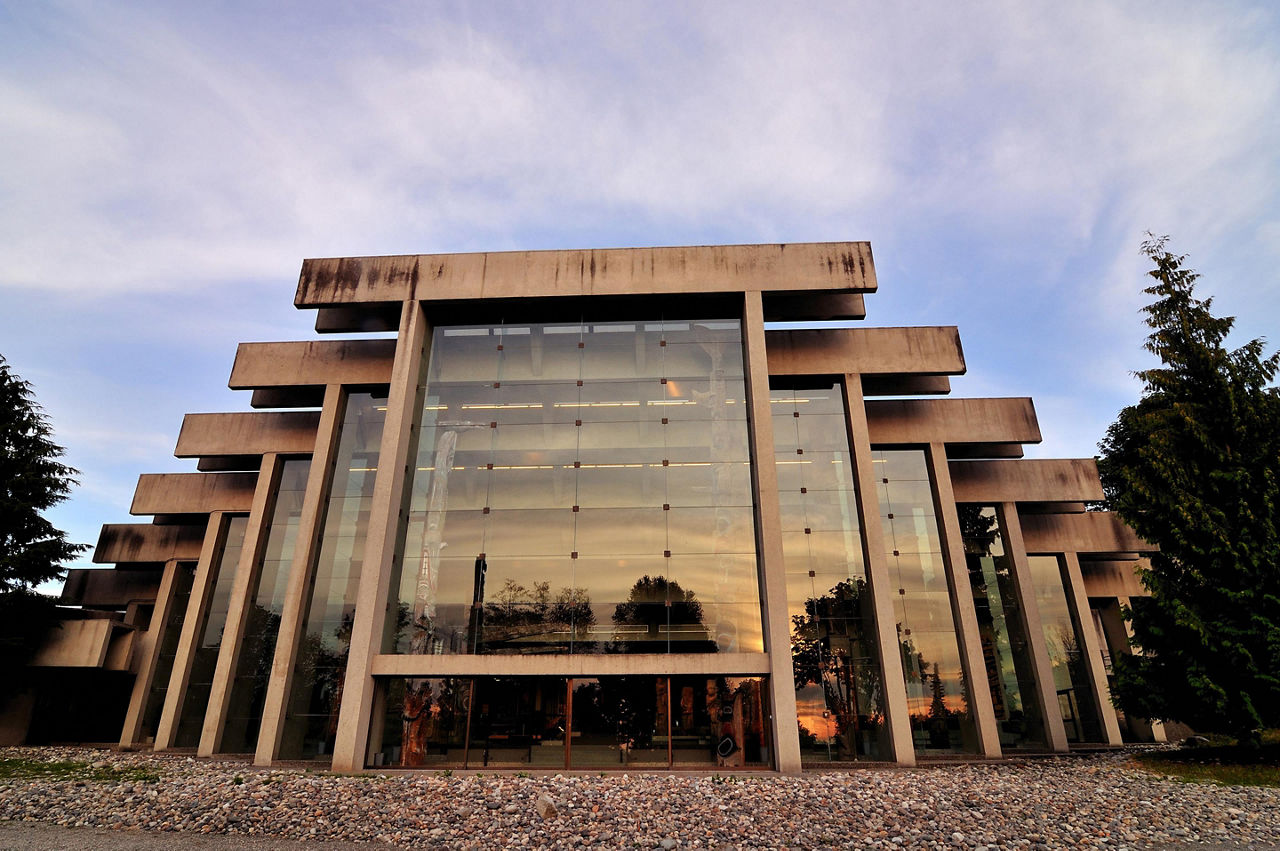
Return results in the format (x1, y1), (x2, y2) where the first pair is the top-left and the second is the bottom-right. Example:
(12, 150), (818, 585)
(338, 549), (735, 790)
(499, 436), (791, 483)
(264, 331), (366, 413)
(959, 505), (1046, 750)
(139, 562), (196, 743)
(387, 319), (762, 659)
(174, 515), (248, 748)
(280, 392), (386, 759)
(773, 383), (887, 763)
(1027, 555), (1103, 743)
(221, 458), (311, 753)
(873, 449), (977, 755)
(369, 675), (770, 769)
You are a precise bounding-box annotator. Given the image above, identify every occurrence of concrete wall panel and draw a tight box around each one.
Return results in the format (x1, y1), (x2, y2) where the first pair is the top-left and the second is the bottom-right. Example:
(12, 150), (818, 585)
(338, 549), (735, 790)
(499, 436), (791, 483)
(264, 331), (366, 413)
(30, 619), (114, 668)
(296, 242), (878, 306)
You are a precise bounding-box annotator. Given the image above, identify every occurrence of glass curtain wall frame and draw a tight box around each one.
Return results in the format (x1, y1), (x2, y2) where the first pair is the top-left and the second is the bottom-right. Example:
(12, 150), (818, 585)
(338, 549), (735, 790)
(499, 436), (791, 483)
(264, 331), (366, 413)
(1027, 555), (1104, 744)
(772, 381), (888, 764)
(173, 515), (250, 749)
(958, 505), (1048, 751)
(384, 317), (763, 661)
(137, 562), (197, 743)
(872, 448), (978, 755)
(279, 391), (388, 760)
(367, 675), (771, 770)
(220, 458), (312, 753)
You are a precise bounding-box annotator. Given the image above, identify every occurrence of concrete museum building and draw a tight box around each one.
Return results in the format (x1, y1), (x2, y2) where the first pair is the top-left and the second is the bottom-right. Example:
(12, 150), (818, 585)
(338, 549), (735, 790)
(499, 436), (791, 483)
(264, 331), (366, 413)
(17, 242), (1161, 772)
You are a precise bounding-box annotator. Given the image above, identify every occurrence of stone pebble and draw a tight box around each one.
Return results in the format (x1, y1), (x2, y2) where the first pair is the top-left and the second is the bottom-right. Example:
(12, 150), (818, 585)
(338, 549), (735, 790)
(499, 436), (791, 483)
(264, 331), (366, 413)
(1, 746), (1278, 849)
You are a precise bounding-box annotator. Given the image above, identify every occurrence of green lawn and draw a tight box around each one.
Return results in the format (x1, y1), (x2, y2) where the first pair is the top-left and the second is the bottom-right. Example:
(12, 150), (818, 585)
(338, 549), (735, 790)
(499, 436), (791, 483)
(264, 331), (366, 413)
(1133, 738), (1280, 787)
(0, 757), (159, 784)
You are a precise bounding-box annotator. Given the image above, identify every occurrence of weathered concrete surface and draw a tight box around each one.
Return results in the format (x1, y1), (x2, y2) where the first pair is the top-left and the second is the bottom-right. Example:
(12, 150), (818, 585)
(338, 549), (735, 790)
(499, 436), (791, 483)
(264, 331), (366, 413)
(767, 326), (965, 376)
(29, 618), (120, 668)
(175, 412), (320, 464)
(1020, 511), (1155, 557)
(93, 524), (205, 564)
(865, 397), (1041, 446)
(296, 242), (877, 305)
(130, 473), (257, 517)
(1081, 558), (1148, 597)
(60, 568), (162, 608)
(949, 458), (1104, 504)
(229, 340), (395, 390)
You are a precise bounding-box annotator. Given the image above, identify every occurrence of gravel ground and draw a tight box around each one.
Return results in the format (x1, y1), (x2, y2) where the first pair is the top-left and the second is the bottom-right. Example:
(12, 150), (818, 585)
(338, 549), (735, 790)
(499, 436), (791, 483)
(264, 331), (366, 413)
(1, 746), (1278, 850)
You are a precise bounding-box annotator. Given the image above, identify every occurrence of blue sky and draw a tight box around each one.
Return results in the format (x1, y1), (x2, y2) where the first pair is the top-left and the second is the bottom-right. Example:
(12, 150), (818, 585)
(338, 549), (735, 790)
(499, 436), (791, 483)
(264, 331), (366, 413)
(2, 1), (1279, 591)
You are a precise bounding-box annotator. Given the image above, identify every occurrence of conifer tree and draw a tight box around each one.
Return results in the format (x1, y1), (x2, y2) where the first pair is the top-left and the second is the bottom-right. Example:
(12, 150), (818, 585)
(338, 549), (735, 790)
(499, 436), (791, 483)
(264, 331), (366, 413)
(1098, 237), (1280, 745)
(0, 355), (87, 691)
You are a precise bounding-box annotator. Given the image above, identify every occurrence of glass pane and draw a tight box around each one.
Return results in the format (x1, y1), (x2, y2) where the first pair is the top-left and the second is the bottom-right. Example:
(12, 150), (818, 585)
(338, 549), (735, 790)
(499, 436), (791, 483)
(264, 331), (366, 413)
(1029, 555), (1104, 743)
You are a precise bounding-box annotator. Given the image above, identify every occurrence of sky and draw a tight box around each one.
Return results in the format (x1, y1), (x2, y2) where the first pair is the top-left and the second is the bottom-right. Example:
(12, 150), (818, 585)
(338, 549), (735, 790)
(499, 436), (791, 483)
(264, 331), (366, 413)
(2, 1), (1278, 592)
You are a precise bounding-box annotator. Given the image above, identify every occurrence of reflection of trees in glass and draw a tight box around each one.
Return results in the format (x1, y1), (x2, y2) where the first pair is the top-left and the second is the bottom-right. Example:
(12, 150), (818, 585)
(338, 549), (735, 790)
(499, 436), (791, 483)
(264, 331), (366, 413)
(402, 677), (467, 766)
(926, 664), (953, 748)
(611, 575), (713, 653)
(573, 677), (658, 752)
(957, 504), (999, 556)
(790, 578), (883, 758)
(481, 579), (595, 651)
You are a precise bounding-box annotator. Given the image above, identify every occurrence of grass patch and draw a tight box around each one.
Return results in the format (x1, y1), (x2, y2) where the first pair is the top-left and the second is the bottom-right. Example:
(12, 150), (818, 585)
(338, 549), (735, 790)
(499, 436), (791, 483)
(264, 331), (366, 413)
(0, 758), (160, 784)
(1134, 741), (1280, 788)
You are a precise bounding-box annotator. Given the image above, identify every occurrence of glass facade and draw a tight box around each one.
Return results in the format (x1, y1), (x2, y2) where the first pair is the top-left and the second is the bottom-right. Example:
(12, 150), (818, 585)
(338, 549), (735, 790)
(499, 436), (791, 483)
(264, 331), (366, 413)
(874, 449), (976, 754)
(221, 458), (311, 753)
(773, 382), (887, 763)
(1028, 555), (1103, 743)
(387, 319), (761, 658)
(280, 392), (387, 759)
(959, 505), (1046, 750)
(139, 562), (196, 742)
(174, 515), (248, 748)
(369, 675), (770, 769)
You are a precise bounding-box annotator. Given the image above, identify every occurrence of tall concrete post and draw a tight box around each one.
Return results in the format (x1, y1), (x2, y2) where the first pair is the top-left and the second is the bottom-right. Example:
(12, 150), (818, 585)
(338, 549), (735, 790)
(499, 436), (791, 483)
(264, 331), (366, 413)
(741, 291), (802, 774)
(842, 376), (915, 765)
(199, 453), (282, 756)
(1061, 551), (1124, 745)
(255, 385), (346, 765)
(927, 442), (1001, 758)
(118, 557), (183, 747)
(153, 511), (227, 750)
(331, 301), (431, 773)
(998, 503), (1070, 752)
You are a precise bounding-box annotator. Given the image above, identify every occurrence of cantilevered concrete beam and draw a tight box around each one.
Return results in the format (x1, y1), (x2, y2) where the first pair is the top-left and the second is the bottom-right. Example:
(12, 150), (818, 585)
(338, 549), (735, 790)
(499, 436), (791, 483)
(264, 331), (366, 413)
(130, 473), (258, 517)
(94, 523), (206, 564)
(763, 291), (865, 322)
(60, 568), (162, 608)
(865, 398), (1041, 448)
(296, 242), (877, 306)
(1079, 559), (1147, 598)
(229, 340), (395, 392)
(176, 412), (321, 469)
(766, 327), (965, 377)
(949, 459), (1104, 504)
(1020, 511), (1155, 558)
(861, 375), (952, 397)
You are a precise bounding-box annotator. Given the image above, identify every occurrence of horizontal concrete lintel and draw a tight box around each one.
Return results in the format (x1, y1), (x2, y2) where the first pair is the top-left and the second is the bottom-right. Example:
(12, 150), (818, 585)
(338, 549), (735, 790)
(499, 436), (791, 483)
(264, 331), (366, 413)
(296, 242), (877, 306)
(93, 523), (206, 564)
(1019, 511), (1155, 556)
(950, 458), (1104, 504)
(862, 374), (952, 397)
(370, 652), (773, 678)
(763, 291), (865, 322)
(230, 340), (395, 389)
(131, 472), (257, 516)
(60, 567), (162, 607)
(944, 443), (1027, 460)
(865, 397), (1041, 446)
(1080, 559), (1147, 598)
(766, 326), (965, 377)
(176, 412), (321, 459)
(314, 304), (402, 333)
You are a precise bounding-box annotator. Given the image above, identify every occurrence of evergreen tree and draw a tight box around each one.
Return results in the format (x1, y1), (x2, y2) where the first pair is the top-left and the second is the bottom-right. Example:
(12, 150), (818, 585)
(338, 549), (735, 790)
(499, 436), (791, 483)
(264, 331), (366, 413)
(1098, 237), (1280, 745)
(0, 355), (87, 694)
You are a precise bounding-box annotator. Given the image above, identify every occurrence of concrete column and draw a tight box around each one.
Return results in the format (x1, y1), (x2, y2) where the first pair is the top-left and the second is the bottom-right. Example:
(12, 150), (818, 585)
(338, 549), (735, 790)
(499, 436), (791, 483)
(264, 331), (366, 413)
(998, 503), (1069, 752)
(255, 385), (346, 766)
(199, 452), (283, 756)
(1111, 595), (1167, 743)
(331, 301), (430, 773)
(741, 291), (802, 774)
(842, 376), (915, 766)
(926, 442), (1001, 758)
(118, 557), (184, 747)
(154, 511), (227, 750)
(1061, 551), (1124, 745)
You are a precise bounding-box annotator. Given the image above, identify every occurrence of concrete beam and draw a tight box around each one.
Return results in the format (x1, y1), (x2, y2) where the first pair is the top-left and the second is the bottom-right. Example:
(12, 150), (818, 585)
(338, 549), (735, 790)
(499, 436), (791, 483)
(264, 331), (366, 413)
(861, 375), (952, 397)
(866, 398), (1041, 447)
(230, 340), (395, 391)
(30, 618), (116, 667)
(763, 292), (865, 322)
(1080, 559), (1147, 598)
(131, 473), (258, 517)
(949, 459), (1104, 504)
(767, 327), (965, 377)
(60, 568), (162, 608)
(94, 523), (206, 565)
(296, 242), (878, 306)
(176, 412), (321, 462)
(313, 304), (402, 333)
(1020, 512), (1155, 557)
